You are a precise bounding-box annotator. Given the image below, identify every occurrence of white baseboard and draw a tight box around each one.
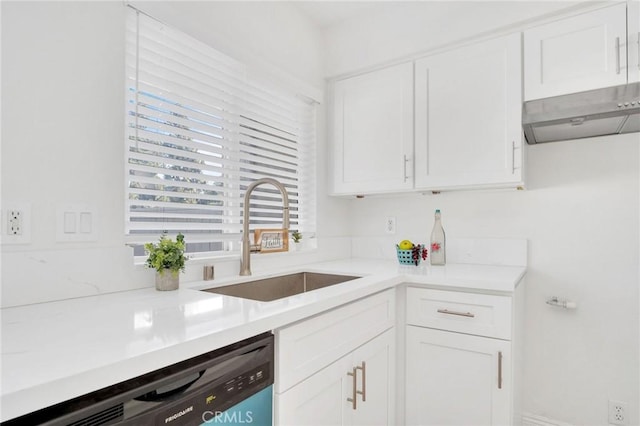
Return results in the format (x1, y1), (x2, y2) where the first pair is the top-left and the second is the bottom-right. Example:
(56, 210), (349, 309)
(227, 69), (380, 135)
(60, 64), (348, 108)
(522, 413), (574, 426)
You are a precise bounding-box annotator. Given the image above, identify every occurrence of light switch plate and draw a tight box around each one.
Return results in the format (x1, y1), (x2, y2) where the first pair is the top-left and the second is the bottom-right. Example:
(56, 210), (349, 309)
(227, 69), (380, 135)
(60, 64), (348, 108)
(56, 203), (97, 242)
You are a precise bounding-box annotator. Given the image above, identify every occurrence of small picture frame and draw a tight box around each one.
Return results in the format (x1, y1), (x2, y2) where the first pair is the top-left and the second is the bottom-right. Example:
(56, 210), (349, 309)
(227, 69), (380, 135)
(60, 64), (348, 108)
(254, 228), (289, 253)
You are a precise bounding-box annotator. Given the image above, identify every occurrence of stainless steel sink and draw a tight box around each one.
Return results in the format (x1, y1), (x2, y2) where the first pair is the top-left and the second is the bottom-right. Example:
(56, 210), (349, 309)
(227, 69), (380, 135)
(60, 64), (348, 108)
(201, 272), (360, 302)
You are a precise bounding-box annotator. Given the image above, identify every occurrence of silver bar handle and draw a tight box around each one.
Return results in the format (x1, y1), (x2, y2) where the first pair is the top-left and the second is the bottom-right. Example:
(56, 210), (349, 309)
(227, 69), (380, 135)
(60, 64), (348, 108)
(616, 37), (621, 74)
(511, 141), (516, 174)
(403, 155), (409, 182)
(498, 351), (503, 389)
(437, 308), (475, 318)
(638, 32), (640, 70)
(356, 362), (366, 402)
(347, 367), (357, 410)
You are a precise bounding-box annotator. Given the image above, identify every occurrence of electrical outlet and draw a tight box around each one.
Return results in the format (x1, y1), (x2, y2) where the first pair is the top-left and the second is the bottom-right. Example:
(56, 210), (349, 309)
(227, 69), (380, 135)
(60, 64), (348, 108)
(609, 400), (627, 425)
(2, 203), (31, 244)
(385, 216), (396, 234)
(7, 210), (22, 235)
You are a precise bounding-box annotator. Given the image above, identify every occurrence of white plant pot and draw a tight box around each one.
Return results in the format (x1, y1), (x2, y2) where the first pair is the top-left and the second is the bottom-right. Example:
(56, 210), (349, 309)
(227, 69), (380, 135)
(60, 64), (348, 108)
(155, 269), (179, 291)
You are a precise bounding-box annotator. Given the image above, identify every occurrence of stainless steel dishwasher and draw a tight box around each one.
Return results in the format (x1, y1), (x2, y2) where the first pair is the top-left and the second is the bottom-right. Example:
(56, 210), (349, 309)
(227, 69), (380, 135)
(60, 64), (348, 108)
(3, 332), (274, 426)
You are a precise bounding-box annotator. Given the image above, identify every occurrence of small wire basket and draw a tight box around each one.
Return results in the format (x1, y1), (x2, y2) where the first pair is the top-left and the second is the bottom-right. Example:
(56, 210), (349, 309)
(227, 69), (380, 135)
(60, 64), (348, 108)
(396, 246), (421, 266)
(396, 248), (416, 265)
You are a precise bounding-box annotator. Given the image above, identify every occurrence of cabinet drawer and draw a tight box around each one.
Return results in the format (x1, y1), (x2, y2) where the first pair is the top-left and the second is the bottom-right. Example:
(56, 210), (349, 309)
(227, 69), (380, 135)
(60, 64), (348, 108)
(276, 289), (395, 393)
(406, 287), (511, 340)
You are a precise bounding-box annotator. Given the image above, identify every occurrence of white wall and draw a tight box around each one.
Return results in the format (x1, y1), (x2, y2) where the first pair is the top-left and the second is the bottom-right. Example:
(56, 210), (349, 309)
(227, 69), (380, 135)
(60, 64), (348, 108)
(2, 1), (638, 424)
(0, 1), (350, 307)
(128, 1), (324, 99)
(321, 2), (639, 425)
(323, 0), (583, 78)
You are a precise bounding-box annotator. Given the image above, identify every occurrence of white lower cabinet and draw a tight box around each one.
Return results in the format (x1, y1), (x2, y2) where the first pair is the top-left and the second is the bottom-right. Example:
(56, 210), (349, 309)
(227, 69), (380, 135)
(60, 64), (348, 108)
(277, 329), (395, 426)
(275, 283), (522, 426)
(350, 329), (395, 426)
(277, 352), (351, 426)
(274, 290), (396, 426)
(405, 327), (511, 426)
(404, 286), (523, 426)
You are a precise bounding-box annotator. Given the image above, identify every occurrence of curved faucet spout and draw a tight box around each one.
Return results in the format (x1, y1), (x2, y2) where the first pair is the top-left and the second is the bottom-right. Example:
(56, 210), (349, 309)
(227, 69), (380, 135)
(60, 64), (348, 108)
(240, 178), (290, 276)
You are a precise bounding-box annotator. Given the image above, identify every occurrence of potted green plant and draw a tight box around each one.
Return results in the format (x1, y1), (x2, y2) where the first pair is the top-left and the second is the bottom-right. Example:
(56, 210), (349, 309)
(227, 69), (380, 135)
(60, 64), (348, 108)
(292, 231), (302, 243)
(290, 231), (302, 251)
(145, 233), (187, 291)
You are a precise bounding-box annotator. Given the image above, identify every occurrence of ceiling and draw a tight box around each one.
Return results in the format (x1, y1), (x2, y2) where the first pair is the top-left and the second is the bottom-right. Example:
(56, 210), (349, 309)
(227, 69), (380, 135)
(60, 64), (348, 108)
(293, 1), (592, 30)
(292, 1), (403, 29)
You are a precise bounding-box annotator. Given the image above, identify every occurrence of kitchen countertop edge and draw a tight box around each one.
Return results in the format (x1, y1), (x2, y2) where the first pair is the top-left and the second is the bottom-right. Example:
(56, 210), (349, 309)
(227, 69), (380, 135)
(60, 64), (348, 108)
(0, 259), (525, 422)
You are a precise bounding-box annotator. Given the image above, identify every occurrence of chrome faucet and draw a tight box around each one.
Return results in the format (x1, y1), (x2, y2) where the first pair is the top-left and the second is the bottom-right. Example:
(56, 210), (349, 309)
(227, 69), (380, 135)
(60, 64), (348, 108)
(240, 178), (290, 276)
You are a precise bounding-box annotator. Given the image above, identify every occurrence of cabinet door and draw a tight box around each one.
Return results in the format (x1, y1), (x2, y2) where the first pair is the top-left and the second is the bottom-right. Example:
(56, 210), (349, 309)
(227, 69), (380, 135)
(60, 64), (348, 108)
(350, 329), (395, 426)
(276, 354), (353, 426)
(414, 33), (523, 190)
(331, 63), (414, 195)
(524, 3), (627, 100)
(629, 1), (640, 83)
(276, 329), (395, 426)
(405, 326), (511, 426)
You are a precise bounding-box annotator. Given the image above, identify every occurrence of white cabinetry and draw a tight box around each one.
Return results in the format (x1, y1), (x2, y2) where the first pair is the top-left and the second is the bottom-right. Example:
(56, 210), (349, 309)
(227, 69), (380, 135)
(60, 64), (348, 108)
(330, 63), (414, 195)
(329, 32), (524, 196)
(405, 286), (523, 426)
(406, 327), (511, 425)
(275, 290), (395, 426)
(414, 33), (523, 190)
(524, 2), (639, 100)
(277, 329), (395, 426)
(630, 1), (640, 84)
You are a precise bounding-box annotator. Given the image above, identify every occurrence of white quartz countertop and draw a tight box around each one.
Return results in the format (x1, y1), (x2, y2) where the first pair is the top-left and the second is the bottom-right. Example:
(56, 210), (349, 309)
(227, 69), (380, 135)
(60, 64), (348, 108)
(0, 258), (525, 422)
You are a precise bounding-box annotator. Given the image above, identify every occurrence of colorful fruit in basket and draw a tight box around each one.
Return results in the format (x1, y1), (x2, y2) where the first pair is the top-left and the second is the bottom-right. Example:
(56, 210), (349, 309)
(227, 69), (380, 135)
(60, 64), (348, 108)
(412, 244), (428, 264)
(398, 239), (413, 250)
(397, 240), (428, 266)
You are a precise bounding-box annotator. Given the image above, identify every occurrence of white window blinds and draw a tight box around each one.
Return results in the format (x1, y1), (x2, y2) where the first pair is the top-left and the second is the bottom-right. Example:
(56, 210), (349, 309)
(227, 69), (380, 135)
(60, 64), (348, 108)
(125, 9), (316, 255)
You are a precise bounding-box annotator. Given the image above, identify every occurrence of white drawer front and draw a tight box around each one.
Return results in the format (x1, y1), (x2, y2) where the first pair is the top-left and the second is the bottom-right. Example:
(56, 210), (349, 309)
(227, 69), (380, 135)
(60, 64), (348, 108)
(406, 287), (511, 340)
(276, 289), (395, 393)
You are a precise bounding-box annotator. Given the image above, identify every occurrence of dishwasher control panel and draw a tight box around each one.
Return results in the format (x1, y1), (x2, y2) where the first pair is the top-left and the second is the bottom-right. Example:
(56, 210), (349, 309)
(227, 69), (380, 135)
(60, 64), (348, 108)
(157, 362), (271, 425)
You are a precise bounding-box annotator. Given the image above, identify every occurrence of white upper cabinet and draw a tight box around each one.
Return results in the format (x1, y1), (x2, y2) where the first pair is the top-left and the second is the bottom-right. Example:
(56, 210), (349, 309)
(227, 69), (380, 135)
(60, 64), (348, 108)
(629, 1), (640, 83)
(414, 33), (524, 190)
(524, 2), (633, 100)
(330, 63), (414, 195)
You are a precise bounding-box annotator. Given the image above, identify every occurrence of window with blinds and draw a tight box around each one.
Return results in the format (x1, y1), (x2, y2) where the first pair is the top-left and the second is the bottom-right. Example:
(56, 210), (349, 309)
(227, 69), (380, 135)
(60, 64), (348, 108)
(125, 9), (316, 256)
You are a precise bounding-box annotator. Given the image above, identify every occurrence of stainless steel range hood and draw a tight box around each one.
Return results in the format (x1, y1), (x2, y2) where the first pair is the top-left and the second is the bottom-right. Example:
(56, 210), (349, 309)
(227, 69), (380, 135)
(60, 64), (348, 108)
(523, 82), (640, 144)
